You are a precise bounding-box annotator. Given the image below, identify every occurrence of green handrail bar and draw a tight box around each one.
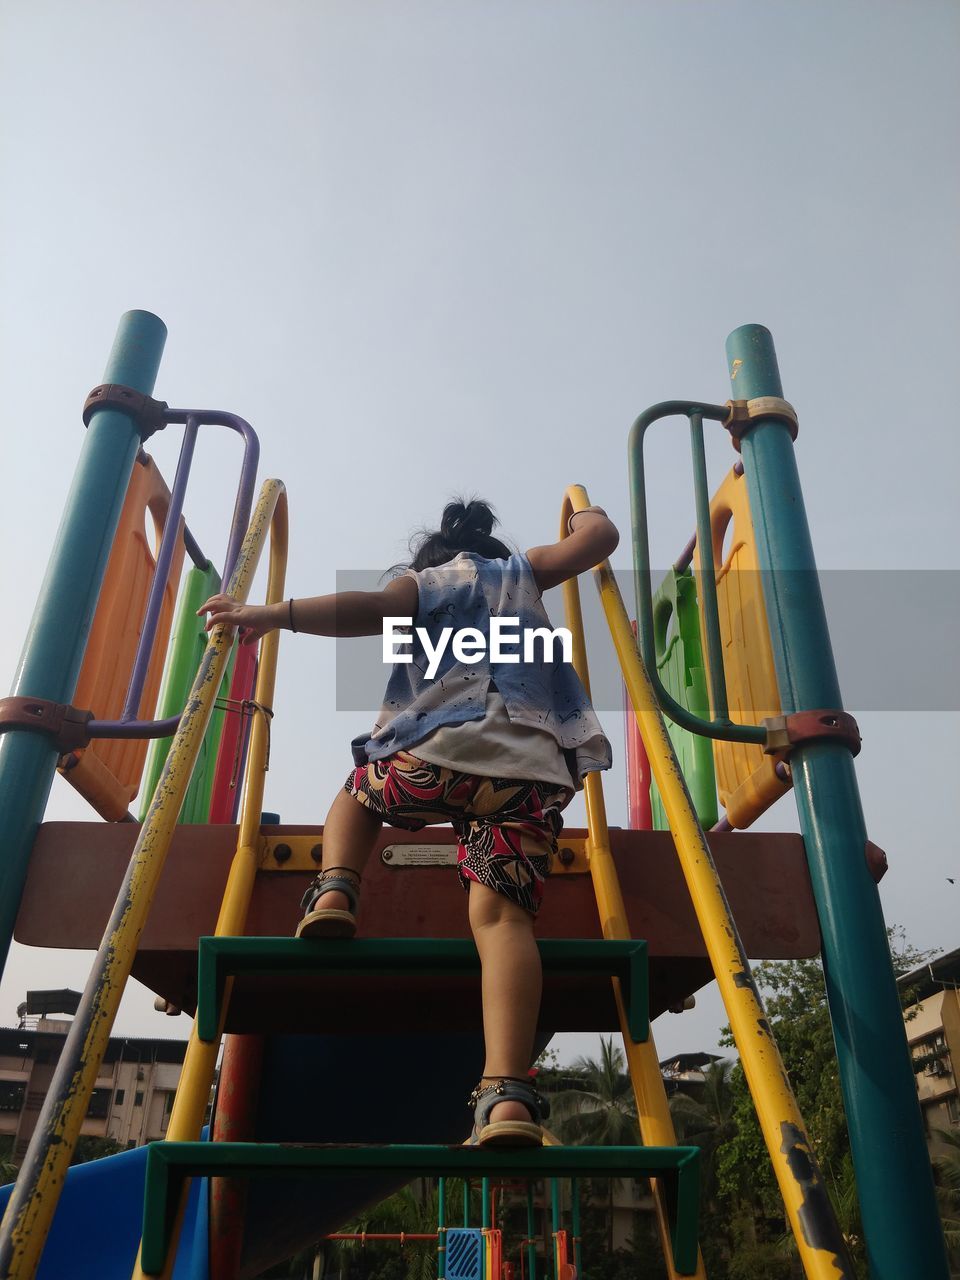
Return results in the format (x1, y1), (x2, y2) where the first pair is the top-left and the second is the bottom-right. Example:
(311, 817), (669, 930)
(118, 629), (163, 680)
(627, 399), (766, 745)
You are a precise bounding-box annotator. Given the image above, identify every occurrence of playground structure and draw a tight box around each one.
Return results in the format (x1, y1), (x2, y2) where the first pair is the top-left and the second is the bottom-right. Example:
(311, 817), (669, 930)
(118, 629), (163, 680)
(437, 1176), (580, 1280)
(0, 310), (948, 1278)
(324, 1175), (579, 1280)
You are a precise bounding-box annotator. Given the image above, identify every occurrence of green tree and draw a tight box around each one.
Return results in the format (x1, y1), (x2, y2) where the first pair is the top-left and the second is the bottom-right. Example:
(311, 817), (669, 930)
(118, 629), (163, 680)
(547, 1037), (639, 1147)
(668, 1059), (736, 1212)
(331, 1181), (446, 1280)
(0, 1133), (126, 1185)
(714, 927), (933, 1275)
(71, 1135), (125, 1164)
(932, 1127), (960, 1268)
(0, 1136), (17, 1184)
(543, 1037), (639, 1254)
(533, 1044), (561, 1075)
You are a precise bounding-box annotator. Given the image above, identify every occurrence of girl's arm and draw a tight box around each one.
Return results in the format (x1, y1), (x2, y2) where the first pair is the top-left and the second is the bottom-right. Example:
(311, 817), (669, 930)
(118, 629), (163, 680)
(525, 507), (619, 592)
(197, 575), (419, 645)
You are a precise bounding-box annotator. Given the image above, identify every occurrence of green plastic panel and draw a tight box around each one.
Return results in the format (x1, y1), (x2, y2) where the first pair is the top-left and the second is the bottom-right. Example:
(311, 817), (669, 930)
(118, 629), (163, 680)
(138, 563), (235, 823)
(196, 937), (649, 1045)
(649, 569), (718, 829)
(142, 1141), (700, 1276)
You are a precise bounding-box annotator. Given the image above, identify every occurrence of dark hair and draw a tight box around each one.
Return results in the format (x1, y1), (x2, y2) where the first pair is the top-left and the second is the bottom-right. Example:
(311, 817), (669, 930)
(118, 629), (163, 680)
(407, 498), (512, 571)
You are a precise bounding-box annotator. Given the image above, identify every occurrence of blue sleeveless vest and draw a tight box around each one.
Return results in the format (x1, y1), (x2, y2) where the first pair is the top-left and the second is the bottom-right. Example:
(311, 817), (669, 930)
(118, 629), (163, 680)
(351, 551), (612, 780)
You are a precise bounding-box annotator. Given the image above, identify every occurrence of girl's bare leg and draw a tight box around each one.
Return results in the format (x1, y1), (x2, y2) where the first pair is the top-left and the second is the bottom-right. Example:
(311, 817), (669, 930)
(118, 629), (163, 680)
(468, 882), (543, 1124)
(313, 788), (383, 910)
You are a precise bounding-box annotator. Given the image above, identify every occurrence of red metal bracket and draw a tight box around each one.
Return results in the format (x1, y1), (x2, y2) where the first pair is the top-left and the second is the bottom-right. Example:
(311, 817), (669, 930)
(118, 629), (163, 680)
(0, 697), (93, 752)
(865, 840), (888, 883)
(83, 383), (169, 441)
(762, 709), (861, 758)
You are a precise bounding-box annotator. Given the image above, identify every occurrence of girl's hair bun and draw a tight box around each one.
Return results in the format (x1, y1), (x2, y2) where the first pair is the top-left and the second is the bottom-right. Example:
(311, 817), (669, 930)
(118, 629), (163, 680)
(440, 499), (495, 544)
(404, 496), (511, 571)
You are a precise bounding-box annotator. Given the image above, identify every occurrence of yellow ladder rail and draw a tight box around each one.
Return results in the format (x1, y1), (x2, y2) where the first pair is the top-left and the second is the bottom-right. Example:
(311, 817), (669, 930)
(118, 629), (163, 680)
(563, 484), (853, 1280)
(0, 479), (287, 1280)
(559, 493), (708, 1280)
(130, 479), (288, 1280)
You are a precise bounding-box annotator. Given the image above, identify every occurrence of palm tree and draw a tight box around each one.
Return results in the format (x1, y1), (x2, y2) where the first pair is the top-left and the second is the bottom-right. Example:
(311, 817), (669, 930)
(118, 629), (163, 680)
(545, 1036), (639, 1253)
(932, 1127), (960, 1266)
(0, 1137), (17, 1187)
(824, 1152), (864, 1269)
(668, 1059), (736, 1211)
(548, 1037), (639, 1146)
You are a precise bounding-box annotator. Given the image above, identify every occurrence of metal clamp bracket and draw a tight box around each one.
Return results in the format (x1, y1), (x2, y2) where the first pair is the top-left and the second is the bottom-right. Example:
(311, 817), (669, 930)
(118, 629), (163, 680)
(865, 840), (888, 883)
(724, 396), (799, 452)
(83, 383), (169, 441)
(762, 709), (861, 758)
(0, 696), (93, 751)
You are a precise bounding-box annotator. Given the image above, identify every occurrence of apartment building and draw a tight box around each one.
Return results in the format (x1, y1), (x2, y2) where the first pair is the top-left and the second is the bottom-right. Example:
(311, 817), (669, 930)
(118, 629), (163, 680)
(0, 1007), (188, 1159)
(898, 947), (960, 1156)
(659, 1051), (723, 1098)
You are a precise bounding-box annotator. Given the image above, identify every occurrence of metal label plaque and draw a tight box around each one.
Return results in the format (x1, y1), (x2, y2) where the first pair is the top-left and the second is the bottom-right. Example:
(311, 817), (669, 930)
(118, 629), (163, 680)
(381, 844), (459, 867)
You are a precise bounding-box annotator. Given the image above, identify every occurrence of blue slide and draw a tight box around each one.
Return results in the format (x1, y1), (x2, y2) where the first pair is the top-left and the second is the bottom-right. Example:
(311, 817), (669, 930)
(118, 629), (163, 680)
(0, 1142), (208, 1280)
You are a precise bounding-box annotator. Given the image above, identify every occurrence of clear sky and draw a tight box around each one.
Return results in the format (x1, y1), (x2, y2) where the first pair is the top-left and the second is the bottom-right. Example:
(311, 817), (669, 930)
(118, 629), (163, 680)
(0, 1), (957, 1065)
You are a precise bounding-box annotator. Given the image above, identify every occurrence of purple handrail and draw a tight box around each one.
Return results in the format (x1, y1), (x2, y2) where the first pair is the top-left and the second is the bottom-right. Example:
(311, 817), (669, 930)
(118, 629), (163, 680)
(135, 449), (210, 573)
(163, 409), (261, 589)
(120, 416), (199, 720)
(86, 408), (260, 741)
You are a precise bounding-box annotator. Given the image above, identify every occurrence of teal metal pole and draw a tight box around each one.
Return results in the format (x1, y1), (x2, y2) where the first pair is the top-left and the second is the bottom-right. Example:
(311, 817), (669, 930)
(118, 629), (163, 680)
(438, 1178), (446, 1280)
(570, 1179), (581, 1280)
(725, 324), (948, 1278)
(0, 310), (167, 979)
(526, 1184), (536, 1280)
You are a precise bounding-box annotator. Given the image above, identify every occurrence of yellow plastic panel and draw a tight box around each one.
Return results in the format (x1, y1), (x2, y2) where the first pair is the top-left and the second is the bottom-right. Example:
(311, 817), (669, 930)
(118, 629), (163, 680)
(693, 466), (790, 828)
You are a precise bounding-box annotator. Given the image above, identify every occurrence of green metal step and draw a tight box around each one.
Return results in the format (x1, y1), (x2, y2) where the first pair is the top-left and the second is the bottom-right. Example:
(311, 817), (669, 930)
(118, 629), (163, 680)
(196, 937), (649, 1043)
(141, 1140), (700, 1276)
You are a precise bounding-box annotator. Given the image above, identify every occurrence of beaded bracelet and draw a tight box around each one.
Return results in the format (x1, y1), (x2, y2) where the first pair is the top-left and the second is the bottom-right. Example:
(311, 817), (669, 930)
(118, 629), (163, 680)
(288, 598), (297, 633)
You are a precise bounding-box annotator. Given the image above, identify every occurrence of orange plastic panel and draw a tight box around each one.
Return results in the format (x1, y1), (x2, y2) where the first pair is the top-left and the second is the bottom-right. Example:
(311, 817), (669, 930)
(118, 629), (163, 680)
(693, 466), (791, 829)
(486, 1229), (503, 1280)
(59, 455), (185, 819)
(553, 1230), (569, 1279)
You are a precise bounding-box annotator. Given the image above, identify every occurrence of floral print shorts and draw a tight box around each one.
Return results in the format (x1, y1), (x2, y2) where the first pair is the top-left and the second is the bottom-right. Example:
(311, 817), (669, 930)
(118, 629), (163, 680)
(344, 751), (573, 915)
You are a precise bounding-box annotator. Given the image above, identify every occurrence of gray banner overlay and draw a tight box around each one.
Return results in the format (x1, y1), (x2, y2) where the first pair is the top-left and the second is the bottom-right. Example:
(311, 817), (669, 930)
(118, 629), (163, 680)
(332, 569), (960, 715)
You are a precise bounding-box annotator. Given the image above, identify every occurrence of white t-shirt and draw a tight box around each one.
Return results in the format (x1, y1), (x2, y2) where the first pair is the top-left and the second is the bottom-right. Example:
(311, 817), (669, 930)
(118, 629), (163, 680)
(412, 689), (576, 794)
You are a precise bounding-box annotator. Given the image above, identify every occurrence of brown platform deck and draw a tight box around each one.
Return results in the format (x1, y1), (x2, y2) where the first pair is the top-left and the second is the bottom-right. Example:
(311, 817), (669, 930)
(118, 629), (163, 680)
(18, 823), (818, 1034)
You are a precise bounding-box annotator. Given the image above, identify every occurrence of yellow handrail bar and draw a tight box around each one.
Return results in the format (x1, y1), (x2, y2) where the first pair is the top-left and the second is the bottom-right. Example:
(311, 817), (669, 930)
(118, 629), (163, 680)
(0, 479), (288, 1280)
(130, 479), (288, 1280)
(563, 484), (852, 1280)
(559, 491), (707, 1280)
